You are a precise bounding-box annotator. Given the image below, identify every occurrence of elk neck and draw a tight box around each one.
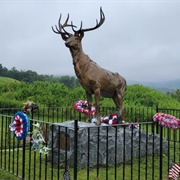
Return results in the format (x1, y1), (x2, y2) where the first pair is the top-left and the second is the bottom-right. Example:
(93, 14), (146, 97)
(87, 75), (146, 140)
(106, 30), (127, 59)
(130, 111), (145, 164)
(68, 45), (90, 78)
(68, 44), (88, 65)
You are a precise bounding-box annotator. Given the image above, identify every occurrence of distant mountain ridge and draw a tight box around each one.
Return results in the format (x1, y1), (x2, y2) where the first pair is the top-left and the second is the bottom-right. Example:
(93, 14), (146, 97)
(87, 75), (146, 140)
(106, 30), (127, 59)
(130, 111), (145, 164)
(127, 79), (180, 92)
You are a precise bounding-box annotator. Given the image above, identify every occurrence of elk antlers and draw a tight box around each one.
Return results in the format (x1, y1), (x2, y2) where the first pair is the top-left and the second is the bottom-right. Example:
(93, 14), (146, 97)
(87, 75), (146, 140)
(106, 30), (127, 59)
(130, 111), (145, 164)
(52, 14), (76, 35)
(52, 7), (105, 36)
(74, 7), (105, 33)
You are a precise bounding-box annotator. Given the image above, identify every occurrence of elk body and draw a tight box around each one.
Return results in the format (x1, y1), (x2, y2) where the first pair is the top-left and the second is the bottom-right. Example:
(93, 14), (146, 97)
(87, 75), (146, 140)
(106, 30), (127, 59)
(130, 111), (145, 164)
(52, 8), (126, 125)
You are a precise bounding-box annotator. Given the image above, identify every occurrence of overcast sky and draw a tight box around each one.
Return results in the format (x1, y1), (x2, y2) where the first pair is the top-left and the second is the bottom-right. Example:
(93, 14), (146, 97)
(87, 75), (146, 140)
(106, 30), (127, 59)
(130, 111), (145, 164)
(1, 0), (180, 83)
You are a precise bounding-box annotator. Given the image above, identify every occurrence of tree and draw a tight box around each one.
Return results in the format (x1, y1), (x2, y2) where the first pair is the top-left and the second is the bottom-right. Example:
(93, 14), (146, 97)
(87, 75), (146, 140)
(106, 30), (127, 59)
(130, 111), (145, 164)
(0, 64), (8, 76)
(169, 89), (180, 102)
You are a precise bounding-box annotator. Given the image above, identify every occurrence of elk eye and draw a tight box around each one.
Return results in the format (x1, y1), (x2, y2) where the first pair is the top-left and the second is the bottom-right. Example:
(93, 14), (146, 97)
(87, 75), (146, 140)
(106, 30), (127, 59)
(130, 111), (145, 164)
(61, 34), (68, 41)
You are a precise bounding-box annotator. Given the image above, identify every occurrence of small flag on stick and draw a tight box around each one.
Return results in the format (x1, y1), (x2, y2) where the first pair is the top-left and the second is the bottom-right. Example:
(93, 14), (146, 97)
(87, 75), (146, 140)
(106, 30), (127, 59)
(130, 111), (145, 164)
(168, 162), (180, 180)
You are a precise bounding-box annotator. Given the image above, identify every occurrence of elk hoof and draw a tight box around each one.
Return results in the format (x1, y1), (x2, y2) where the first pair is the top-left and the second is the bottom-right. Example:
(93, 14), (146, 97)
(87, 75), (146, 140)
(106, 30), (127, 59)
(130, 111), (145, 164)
(95, 120), (101, 125)
(86, 119), (91, 123)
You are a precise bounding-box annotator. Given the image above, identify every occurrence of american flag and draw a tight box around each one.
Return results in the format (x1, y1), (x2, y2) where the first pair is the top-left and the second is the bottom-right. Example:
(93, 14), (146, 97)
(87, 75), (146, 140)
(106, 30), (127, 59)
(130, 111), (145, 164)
(168, 162), (180, 180)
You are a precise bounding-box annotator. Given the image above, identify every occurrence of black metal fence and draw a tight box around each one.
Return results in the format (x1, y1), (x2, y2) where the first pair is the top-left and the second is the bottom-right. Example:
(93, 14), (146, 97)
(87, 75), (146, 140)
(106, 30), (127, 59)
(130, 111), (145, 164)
(0, 106), (156, 123)
(0, 106), (179, 180)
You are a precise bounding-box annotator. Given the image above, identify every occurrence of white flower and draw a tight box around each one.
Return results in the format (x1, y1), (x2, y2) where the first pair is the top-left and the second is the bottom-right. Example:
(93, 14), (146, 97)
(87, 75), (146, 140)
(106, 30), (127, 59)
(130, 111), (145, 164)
(33, 123), (40, 128)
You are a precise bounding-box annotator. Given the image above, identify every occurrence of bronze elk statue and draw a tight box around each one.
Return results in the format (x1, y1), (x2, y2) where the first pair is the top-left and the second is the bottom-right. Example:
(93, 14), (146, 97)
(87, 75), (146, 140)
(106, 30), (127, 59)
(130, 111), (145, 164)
(52, 8), (126, 125)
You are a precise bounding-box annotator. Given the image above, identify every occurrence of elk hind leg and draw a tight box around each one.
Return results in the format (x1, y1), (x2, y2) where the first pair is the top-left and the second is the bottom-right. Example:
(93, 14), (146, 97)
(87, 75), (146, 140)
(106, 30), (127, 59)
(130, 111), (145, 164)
(86, 92), (92, 123)
(94, 89), (101, 125)
(112, 93), (125, 123)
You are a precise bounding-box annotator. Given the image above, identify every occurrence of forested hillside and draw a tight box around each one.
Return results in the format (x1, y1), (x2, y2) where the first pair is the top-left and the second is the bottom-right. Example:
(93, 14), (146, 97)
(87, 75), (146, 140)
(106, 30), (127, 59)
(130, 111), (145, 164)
(0, 77), (180, 109)
(0, 64), (180, 109)
(124, 84), (180, 108)
(0, 64), (80, 88)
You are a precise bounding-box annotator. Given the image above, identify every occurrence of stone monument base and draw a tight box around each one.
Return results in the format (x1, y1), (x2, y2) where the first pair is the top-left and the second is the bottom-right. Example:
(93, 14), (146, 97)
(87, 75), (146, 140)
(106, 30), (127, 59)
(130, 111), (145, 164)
(48, 121), (168, 168)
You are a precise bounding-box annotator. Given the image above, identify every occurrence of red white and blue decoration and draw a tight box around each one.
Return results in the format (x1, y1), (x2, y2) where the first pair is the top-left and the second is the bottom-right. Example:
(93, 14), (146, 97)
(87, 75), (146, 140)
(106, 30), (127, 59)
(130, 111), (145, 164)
(92, 113), (134, 126)
(102, 113), (119, 124)
(168, 161), (180, 180)
(9, 112), (29, 140)
(126, 123), (139, 129)
(74, 100), (96, 116)
(153, 113), (180, 130)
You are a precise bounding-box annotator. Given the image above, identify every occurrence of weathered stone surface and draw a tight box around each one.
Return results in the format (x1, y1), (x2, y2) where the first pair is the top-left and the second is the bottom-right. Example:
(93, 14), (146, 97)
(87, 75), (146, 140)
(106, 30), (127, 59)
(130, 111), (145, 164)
(48, 121), (168, 168)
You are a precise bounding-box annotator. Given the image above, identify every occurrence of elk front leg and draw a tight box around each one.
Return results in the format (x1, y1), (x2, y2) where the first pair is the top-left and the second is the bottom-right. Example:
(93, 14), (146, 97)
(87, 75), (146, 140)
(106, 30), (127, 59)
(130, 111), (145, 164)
(120, 106), (125, 123)
(94, 89), (101, 125)
(86, 92), (92, 123)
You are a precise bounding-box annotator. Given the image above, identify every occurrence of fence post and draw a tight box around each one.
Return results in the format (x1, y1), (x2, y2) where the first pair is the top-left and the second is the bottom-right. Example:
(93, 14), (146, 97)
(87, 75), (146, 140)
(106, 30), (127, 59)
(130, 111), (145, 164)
(155, 105), (163, 179)
(74, 119), (78, 180)
(156, 105), (159, 134)
(159, 125), (163, 180)
(22, 109), (34, 180)
(30, 109), (34, 132)
(156, 105), (159, 113)
(22, 138), (26, 180)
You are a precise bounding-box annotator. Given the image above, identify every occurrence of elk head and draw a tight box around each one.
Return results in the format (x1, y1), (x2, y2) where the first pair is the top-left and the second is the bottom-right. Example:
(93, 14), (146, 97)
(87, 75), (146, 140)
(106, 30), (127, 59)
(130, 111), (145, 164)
(52, 7), (105, 49)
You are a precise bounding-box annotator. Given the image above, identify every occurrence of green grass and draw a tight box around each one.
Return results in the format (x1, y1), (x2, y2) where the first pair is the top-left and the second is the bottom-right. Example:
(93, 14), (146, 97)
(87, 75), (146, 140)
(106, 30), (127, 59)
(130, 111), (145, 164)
(0, 76), (20, 83)
(0, 168), (19, 179)
(0, 142), (179, 180)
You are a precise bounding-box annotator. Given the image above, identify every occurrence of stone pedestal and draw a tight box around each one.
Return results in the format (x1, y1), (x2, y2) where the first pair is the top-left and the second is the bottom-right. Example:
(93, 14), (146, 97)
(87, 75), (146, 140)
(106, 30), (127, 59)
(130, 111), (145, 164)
(48, 121), (168, 168)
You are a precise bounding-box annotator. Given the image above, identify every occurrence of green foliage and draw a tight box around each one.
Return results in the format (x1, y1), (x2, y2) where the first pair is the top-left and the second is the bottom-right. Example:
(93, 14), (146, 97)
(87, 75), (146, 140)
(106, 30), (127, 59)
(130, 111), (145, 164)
(0, 76), (180, 110)
(0, 77), (84, 107)
(0, 78), (22, 107)
(168, 89), (180, 102)
(124, 84), (180, 108)
(58, 75), (80, 88)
